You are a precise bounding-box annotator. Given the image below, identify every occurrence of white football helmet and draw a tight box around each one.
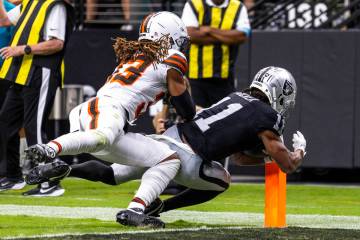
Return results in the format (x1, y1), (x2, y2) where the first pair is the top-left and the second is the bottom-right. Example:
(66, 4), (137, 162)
(138, 11), (189, 52)
(250, 66), (297, 116)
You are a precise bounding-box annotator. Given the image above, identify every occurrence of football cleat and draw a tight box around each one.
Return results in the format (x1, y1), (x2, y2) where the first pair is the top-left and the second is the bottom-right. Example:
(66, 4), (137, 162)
(0, 177), (26, 191)
(144, 198), (164, 217)
(116, 208), (165, 228)
(25, 160), (71, 185)
(25, 144), (57, 163)
(22, 182), (65, 197)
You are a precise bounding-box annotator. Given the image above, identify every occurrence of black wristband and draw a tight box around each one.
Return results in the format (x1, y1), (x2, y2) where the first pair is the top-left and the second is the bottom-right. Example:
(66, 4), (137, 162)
(170, 90), (196, 121)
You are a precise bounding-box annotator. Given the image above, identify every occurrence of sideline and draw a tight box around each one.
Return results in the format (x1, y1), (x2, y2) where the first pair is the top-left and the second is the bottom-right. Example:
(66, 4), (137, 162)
(0, 204), (359, 230)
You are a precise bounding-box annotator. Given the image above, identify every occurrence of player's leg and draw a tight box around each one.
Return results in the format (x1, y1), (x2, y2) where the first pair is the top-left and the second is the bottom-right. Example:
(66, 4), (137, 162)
(49, 97), (126, 155)
(146, 161), (230, 216)
(104, 133), (179, 207)
(146, 157), (231, 216)
(126, 154), (180, 209)
(145, 126), (231, 216)
(155, 161), (230, 215)
(110, 133), (180, 228)
(116, 156), (180, 228)
(22, 67), (65, 197)
(40, 131), (180, 227)
(70, 161), (146, 185)
(25, 159), (147, 186)
(0, 85), (25, 191)
(69, 161), (117, 185)
(26, 97), (127, 161)
(146, 189), (224, 217)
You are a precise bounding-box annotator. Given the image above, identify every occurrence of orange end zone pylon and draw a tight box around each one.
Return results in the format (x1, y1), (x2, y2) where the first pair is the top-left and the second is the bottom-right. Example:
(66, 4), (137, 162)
(264, 161), (287, 228)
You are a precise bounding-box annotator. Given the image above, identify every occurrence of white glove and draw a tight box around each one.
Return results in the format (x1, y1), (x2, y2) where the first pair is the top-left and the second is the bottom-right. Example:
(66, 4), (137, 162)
(292, 131), (306, 155)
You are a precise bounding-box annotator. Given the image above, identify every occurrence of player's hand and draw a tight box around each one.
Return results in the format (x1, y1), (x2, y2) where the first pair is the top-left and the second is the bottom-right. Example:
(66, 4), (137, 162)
(155, 118), (166, 134)
(199, 26), (212, 34)
(0, 45), (25, 59)
(292, 131), (306, 156)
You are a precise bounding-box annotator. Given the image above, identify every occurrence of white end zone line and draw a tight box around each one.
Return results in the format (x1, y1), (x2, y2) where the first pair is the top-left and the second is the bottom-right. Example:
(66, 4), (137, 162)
(0, 204), (359, 230)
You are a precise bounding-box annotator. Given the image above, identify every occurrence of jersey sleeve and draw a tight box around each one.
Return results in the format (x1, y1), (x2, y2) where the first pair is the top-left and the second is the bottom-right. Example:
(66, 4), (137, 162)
(163, 51), (188, 76)
(44, 4), (67, 41)
(181, 1), (199, 27)
(253, 103), (285, 136)
(6, 5), (20, 25)
(235, 5), (251, 37)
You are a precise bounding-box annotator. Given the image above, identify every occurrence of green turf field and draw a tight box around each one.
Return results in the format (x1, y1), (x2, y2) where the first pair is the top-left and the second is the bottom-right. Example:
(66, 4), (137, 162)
(0, 178), (359, 239)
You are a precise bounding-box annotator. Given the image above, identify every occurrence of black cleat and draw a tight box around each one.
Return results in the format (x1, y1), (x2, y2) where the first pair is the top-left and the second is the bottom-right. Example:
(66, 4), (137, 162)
(22, 181), (65, 197)
(116, 208), (165, 228)
(25, 160), (71, 185)
(144, 198), (164, 217)
(0, 177), (26, 191)
(25, 144), (56, 163)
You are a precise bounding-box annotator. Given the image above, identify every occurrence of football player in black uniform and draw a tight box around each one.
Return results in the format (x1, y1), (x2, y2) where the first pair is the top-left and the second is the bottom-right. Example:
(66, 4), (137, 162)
(24, 66), (306, 228)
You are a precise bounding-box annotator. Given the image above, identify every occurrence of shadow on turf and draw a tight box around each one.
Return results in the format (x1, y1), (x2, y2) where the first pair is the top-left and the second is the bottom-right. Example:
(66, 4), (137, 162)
(12, 227), (360, 240)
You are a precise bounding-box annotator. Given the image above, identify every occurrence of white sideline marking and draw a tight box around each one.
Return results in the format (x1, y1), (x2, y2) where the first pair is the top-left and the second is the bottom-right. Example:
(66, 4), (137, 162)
(0, 204), (359, 230)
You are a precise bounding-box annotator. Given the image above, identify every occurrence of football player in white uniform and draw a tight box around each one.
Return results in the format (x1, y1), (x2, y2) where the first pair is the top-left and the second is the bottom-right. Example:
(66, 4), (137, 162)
(26, 67), (307, 227)
(25, 12), (195, 228)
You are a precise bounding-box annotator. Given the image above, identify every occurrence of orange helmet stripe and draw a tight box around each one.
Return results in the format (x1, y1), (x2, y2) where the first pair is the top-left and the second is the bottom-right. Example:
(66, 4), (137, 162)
(140, 13), (154, 33)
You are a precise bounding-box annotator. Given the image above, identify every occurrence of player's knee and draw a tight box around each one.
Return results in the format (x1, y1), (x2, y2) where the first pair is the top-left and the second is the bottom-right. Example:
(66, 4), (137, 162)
(148, 156), (180, 180)
(160, 154), (181, 169)
(162, 153), (180, 162)
(203, 161), (231, 191)
(68, 105), (82, 132)
(89, 128), (117, 151)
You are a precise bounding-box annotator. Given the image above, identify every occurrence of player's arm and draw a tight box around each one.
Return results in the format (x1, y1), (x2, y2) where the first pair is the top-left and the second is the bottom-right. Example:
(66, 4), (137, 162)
(152, 104), (168, 134)
(166, 68), (196, 121)
(203, 27), (248, 45)
(187, 27), (219, 44)
(0, 37), (64, 59)
(25, 39), (64, 55)
(0, 4), (65, 58)
(258, 130), (306, 174)
(181, 1), (218, 45)
(203, 5), (251, 45)
(230, 152), (265, 166)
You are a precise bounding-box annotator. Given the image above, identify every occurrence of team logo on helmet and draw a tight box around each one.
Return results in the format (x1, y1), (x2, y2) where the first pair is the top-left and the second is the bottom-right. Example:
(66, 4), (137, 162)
(283, 80), (294, 96)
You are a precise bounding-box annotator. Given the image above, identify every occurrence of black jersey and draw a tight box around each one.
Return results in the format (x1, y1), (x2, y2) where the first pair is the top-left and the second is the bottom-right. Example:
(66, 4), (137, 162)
(178, 92), (285, 162)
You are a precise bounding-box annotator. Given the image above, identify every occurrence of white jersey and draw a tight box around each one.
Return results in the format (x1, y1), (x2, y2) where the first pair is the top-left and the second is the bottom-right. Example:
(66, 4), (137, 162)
(97, 49), (188, 122)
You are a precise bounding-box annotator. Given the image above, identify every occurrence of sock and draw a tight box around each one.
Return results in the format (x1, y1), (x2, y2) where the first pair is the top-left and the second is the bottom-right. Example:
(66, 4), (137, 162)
(128, 197), (147, 212)
(69, 160), (117, 185)
(162, 189), (224, 213)
(47, 129), (115, 156)
(128, 158), (180, 211)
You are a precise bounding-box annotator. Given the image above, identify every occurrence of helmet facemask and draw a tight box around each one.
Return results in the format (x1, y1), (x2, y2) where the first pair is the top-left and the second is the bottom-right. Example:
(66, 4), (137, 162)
(175, 36), (190, 53)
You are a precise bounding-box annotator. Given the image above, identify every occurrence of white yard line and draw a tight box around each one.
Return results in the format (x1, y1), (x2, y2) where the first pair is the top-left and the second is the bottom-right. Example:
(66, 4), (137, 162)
(0, 204), (359, 230)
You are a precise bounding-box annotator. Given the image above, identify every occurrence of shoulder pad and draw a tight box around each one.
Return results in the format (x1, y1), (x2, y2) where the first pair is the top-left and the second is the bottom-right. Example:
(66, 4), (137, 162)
(163, 50), (188, 75)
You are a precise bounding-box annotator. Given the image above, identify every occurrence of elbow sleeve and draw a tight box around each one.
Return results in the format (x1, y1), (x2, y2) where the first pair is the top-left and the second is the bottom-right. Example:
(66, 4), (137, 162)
(170, 90), (196, 121)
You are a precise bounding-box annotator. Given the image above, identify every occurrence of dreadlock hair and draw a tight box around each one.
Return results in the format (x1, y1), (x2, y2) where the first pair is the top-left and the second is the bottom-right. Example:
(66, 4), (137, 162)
(112, 35), (171, 65)
(243, 88), (270, 105)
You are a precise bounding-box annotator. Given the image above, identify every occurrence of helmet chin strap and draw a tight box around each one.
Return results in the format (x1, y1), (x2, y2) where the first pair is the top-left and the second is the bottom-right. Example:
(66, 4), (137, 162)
(271, 87), (278, 112)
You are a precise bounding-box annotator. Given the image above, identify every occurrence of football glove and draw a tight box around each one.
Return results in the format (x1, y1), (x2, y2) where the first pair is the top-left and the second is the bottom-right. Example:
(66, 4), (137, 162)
(292, 131), (306, 156)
